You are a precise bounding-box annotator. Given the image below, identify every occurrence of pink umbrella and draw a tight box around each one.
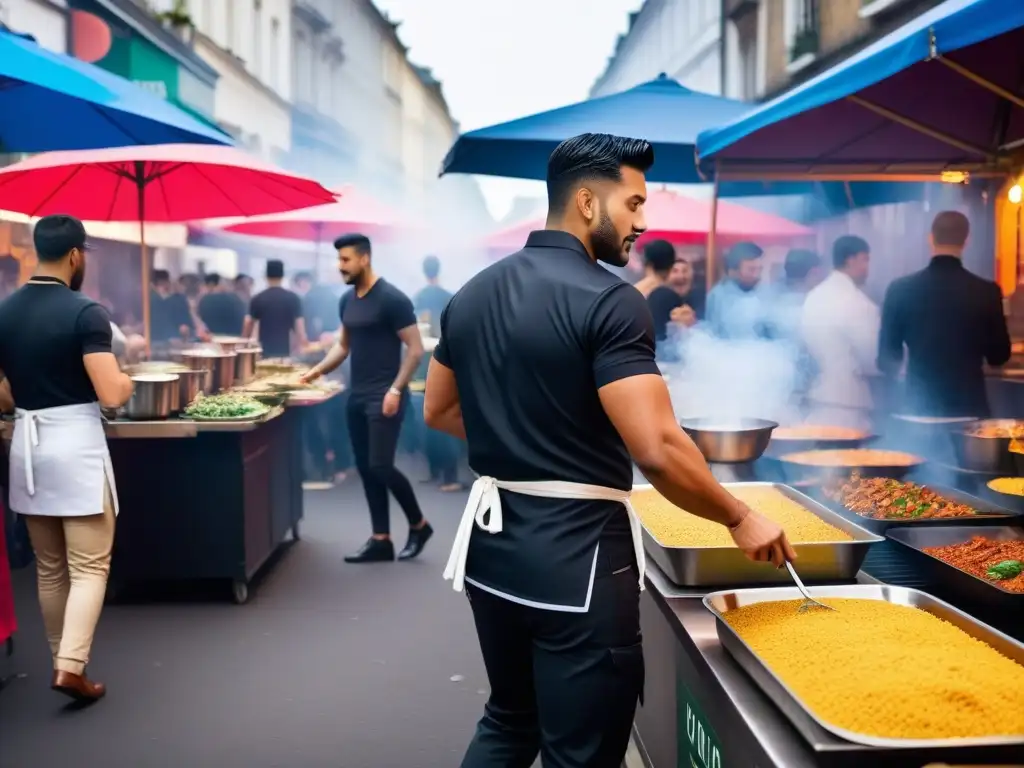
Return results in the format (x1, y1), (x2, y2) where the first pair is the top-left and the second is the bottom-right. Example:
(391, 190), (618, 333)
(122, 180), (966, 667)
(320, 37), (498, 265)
(0, 144), (336, 348)
(484, 188), (812, 252)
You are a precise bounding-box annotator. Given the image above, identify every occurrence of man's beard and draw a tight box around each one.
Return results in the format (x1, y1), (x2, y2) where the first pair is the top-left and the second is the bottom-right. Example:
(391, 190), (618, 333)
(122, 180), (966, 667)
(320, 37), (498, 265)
(590, 212), (632, 267)
(70, 264), (85, 292)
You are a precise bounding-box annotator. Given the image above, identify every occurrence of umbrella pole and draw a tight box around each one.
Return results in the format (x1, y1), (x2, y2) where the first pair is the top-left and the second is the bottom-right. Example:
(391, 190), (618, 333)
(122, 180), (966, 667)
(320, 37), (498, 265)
(136, 163), (151, 357)
(706, 170), (720, 294)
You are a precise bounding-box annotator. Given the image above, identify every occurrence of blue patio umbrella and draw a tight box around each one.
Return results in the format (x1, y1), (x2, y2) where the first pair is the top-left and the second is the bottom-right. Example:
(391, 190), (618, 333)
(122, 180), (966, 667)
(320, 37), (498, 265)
(0, 28), (232, 151)
(696, 0), (1024, 177)
(441, 75), (751, 184)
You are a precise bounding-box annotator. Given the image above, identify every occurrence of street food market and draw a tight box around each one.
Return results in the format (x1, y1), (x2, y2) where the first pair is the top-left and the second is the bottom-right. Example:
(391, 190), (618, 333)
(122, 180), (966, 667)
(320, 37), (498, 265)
(6, 0), (1024, 766)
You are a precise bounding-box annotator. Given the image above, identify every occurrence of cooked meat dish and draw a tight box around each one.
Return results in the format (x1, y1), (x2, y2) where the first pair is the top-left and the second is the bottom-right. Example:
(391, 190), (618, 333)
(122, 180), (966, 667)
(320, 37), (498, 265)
(824, 475), (977, 519)
(924, 537), (1024, 593)
(782, 449), (922, 468)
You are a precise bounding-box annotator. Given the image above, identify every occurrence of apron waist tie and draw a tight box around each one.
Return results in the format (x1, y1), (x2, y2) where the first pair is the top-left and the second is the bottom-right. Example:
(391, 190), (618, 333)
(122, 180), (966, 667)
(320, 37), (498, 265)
(20, 412), (39, 496)
(442, 477), (646, 596)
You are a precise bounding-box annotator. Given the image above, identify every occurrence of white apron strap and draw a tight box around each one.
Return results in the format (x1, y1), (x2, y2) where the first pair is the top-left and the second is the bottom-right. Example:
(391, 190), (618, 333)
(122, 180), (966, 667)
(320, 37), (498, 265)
(19, 411), (40, 496)
(442, 477), (646, 596)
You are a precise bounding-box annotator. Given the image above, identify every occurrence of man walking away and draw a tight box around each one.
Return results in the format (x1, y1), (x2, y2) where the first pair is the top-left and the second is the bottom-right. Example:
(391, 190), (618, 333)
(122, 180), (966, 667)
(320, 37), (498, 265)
(244, 260), (307, 358)
(632, 238), (676, 298)
(0, 215), (134, 701)
(197, 273), (246, 336)
(300, 234), (433, 563)
(878, 211), (1010, 417)
(414, 255), (452, 337)
(424, 133), (794, 767)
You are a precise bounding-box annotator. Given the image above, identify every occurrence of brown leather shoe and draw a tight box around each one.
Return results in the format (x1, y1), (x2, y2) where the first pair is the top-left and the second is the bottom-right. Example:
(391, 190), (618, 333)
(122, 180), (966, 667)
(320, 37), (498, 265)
(51, 670), (106, 702)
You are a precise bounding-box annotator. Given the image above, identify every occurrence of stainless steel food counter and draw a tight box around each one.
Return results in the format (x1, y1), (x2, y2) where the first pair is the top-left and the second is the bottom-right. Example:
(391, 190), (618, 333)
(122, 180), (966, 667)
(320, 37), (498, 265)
(634, 564), (1023, 768)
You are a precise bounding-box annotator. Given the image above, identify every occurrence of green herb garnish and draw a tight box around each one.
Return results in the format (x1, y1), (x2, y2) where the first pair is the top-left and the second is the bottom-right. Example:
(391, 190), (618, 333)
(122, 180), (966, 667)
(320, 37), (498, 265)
(184, 393), (269, 420)
(985, 560), (1023, 580)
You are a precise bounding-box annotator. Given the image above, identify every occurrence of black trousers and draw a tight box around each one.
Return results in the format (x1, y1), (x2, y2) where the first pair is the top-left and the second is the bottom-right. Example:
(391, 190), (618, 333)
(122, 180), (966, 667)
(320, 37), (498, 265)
(347, 393), (424, 536)
(462, 538), (643, 768)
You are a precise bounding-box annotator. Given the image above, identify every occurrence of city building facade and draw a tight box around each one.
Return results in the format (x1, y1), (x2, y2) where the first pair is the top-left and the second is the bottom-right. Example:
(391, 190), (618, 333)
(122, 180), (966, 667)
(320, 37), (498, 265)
(0, 0), (69, 53)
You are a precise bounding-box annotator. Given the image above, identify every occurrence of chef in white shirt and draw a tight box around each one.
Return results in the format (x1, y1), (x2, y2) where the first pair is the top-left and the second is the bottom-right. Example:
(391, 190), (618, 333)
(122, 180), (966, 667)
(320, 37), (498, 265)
(800, 235), (880, 430)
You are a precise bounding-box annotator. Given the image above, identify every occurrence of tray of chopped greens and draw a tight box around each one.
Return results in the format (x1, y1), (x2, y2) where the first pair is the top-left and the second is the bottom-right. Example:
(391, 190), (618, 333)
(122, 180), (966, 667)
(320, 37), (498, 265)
(184, 393), (270, 421)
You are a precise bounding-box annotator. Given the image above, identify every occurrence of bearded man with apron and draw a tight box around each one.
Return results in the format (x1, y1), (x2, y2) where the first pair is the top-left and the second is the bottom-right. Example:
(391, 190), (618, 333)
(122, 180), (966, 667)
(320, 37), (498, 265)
(0, 216), (134, 702)
(424, 134), (796, 768)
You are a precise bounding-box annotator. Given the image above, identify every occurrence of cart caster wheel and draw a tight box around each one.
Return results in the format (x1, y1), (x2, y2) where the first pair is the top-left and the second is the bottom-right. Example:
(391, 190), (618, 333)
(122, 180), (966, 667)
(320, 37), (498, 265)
(231, 580), (249, 605)
(291, 522), (301, 541)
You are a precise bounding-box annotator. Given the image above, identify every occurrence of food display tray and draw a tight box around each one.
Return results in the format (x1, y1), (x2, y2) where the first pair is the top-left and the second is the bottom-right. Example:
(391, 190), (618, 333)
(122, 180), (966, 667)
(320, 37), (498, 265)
(886, 525), (1024, 613)
(813, 484), (1020, 535)
(703, 584), (1024, 751)
(635, 482), (882, 587)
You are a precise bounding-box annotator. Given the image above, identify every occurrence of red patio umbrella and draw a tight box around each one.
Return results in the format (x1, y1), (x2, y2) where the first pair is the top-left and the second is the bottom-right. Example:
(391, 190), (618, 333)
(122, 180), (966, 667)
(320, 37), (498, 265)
(483, 188), (812, 252)
(0, 144), (336, 349)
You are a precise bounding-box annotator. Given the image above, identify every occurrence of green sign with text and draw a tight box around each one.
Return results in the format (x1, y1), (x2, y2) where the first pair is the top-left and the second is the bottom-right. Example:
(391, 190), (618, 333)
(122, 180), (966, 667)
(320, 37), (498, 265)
(678, 679), (725, 768)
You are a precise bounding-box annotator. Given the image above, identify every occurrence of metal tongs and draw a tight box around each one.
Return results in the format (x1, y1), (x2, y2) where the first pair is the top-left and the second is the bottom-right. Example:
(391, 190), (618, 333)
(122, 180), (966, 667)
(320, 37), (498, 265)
(785, 561), (836, 613)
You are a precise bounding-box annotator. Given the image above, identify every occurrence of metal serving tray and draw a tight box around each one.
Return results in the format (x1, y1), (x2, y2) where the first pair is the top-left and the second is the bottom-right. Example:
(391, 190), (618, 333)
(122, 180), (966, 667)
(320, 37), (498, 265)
(815, 483), (1020, 535)
(634, 482), (882, 587)
(887, 525), (1024, 612)
(703, 584), (1024, 750)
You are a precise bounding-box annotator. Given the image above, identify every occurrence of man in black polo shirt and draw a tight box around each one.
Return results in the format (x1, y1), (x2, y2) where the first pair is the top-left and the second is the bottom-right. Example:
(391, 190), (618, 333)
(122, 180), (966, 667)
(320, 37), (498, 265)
(197, 273), (246, 336)
(424, 133), (795, 767)
(300, 234), (432, 563)
(243, 260), (306, 358)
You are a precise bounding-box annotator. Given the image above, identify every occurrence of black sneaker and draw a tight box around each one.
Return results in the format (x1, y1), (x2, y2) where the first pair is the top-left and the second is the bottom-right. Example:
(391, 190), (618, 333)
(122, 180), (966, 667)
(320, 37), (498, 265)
(344, 538), (395, 563)
(398, 523), (434, 561)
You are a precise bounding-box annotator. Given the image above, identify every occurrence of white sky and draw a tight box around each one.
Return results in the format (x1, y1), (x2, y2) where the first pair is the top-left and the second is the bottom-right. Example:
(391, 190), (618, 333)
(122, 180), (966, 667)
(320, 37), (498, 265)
(374, 0), (642, 221)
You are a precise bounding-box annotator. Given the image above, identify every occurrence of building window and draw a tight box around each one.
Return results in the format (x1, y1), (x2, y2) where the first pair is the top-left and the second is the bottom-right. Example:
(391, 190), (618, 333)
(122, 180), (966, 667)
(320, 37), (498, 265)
(270, 17), (280, 92)
(785, 0), (819, 67)
(253, 0), (263, 78)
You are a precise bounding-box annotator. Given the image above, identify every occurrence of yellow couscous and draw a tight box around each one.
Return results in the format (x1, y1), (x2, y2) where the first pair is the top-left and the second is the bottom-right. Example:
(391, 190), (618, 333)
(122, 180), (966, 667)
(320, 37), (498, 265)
(632, 486), (850, 547)
(723, 598), (1024, 740)
(987, 477), (1024, 497)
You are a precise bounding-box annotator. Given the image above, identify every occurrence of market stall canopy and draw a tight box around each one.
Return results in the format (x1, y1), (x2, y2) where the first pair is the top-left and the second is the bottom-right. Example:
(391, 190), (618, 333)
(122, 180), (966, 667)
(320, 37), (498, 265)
(695, 0), (1024, 179)
(441, 75), (751, 184)
(215, 185), (419, 242)
(0, 144), (335, 221)
(484, 189), (812, 252)
(0, 29), (232, 151)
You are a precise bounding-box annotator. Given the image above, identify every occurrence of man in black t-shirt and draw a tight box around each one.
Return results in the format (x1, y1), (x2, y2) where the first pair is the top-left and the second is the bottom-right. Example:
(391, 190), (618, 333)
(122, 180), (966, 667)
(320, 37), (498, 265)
(243, 260), (306, 358)
(423, 133), (795, 767)
(0, 215), (134, 702)
(300, 233), (431, 563)
(197, 273), (246, 336)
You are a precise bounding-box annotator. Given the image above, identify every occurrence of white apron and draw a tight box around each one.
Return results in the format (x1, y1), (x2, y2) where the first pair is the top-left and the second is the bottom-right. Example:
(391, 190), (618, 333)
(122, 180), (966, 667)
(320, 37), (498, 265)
(443, 477), (646, 601)
(9, 402), (118, 518)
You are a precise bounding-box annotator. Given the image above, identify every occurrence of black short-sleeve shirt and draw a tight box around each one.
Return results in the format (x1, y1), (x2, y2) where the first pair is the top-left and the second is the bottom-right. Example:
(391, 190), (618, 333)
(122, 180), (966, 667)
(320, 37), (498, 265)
(340, 279), (417, 399)
(249, 286), (302, 357)
(435, 230), (660, 609)
(0, 280), (112, 410)
(646, 285), (684, 341)
(198, 291), (246, 336)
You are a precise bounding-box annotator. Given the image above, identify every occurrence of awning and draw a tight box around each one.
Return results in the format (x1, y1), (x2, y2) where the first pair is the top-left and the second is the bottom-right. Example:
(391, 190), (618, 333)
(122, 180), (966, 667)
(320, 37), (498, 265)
(695, 0), (1024, 179)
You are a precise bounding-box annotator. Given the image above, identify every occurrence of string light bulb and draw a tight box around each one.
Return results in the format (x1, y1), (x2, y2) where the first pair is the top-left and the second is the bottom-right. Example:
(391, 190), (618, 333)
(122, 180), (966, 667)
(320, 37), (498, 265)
(1010, 184), (1022, 204)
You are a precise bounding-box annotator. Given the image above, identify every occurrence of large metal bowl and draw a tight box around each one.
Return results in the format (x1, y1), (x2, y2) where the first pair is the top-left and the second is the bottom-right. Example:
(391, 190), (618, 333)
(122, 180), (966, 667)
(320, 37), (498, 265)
(950, 420), (1021, 474)
(680, 418), (778, 464)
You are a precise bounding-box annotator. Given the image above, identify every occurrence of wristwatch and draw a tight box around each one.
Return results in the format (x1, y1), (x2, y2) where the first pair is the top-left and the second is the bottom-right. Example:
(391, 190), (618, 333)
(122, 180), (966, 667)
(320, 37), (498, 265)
(388, 386), (402, 397)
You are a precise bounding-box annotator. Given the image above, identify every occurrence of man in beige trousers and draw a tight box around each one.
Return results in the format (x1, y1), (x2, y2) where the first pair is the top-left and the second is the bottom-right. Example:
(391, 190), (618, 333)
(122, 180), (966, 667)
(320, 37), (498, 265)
(0, 215), (133, 702)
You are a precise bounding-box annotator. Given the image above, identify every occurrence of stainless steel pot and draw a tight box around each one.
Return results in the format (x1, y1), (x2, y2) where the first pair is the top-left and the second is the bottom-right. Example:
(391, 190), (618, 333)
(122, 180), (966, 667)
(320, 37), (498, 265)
(234, 347), (261, 385)
(124, 373), (179, 420)
(950, 420), (1020, 474)
(680, 418), (778, 464)
(211, 335), (253, 353)
(174, 368), (211, 412)
(180, 350), (237, 394)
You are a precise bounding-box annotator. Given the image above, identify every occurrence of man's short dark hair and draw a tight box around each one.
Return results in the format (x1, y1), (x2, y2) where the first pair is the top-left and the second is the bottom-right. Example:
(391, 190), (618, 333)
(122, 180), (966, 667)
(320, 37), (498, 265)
(423, 255), (441, 280)
(545, 133), (655, 214)
(832, 235), (870, 269)
(334, 233), (372, 255)
(931, 210), (970, 248)
(152, 269), (171, 284)
(265, 260), (284, 280)
(235, 273), (251, 283)
(784, 249), (821, 280)
(204, 273), (221, 286)
(643, 240), (676, 274)
(724, 241), (764, 272)
(33, 215), (88, 263)
(293, 270), (313, 285)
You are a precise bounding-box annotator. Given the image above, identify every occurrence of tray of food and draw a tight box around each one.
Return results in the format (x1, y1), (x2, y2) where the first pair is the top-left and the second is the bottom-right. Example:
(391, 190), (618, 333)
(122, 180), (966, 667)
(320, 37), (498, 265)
(818, 474), (1019, 534)
(704, 584), (1024, 749)
(184, 393), (271, 422)
(768, 425), (876, 453)
(886, 526), (1024, 611)
(777, 448), (925, 480)
(631, 482), (881, 587)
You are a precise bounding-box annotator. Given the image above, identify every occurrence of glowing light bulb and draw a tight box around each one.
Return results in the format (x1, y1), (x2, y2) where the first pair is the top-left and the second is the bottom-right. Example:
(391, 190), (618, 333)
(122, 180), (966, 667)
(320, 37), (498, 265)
(1010, 184), (1022, 204)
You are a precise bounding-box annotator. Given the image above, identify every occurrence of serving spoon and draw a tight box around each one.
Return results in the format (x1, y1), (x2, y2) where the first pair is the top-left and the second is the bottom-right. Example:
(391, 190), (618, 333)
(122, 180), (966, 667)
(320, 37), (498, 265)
(785, 561), (836, 613)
